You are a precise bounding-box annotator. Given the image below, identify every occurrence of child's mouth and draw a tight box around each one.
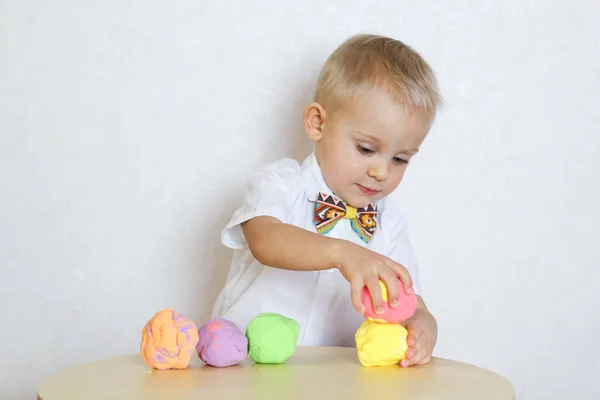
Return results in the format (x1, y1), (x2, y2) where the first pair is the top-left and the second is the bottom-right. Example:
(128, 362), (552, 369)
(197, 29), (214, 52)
(357, 184), (380, 196)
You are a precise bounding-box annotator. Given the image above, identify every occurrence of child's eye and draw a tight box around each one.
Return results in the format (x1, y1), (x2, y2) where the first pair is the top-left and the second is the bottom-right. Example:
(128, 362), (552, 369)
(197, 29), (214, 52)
(356, 144), (375, 155)
(393, 156), (409, 164)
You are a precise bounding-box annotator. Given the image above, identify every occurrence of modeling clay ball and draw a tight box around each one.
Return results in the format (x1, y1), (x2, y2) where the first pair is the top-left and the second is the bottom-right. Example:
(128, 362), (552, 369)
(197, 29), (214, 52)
(355, 319), (409, 367)
(140, 308), (199, 370)
(361, 278), (417, 323)
(196, 317), (248, 367)
(246, 312), (300, 364)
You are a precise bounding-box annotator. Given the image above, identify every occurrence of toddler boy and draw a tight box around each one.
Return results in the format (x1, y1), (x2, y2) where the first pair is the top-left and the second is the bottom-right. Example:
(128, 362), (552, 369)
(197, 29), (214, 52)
(212, 34), (442, 367)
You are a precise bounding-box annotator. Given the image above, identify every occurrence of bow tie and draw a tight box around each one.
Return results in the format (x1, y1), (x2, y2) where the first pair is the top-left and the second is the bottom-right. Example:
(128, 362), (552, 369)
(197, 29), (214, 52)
(314, 192), (377, 244)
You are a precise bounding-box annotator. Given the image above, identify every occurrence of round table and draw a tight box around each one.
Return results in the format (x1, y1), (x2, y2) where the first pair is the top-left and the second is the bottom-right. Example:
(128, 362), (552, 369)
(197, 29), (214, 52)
(38, 346), (514, 399)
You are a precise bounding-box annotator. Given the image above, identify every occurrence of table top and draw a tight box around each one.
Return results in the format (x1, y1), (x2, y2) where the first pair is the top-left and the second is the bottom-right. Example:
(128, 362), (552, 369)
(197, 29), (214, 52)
(38, 346), (514, 400)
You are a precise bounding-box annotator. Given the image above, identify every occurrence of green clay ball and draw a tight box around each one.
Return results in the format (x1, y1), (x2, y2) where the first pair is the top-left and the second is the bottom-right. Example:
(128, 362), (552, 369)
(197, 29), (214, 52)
(246, 312), (300, 364)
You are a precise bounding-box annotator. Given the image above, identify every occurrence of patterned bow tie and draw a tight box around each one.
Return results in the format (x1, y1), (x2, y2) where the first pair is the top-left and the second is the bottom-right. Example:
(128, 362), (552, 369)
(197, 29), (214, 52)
(314, 192), (377, 244)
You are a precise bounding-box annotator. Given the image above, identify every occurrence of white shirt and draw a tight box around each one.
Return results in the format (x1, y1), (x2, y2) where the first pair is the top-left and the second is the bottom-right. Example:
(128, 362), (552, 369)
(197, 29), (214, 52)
(211, 152), (421, 347)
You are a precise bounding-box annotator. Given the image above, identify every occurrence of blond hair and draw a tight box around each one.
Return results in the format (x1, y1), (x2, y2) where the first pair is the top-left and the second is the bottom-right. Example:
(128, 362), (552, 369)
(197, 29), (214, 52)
(315, 34), (442, 117)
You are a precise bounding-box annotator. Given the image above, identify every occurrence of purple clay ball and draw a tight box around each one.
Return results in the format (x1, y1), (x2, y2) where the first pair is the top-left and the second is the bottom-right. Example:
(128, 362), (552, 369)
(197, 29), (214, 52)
(196, 317), (248, 367)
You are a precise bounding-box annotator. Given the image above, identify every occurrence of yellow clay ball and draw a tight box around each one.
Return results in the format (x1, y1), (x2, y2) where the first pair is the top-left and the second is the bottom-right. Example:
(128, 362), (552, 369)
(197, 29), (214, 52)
(355, 320), (409, 367)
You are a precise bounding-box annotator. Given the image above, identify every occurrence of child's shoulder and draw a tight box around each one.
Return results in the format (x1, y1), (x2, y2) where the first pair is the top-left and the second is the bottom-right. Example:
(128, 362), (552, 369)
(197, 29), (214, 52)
(245, 157), (305, 197)
(249, 157), (303, 181)
(256, 157), (301, 175)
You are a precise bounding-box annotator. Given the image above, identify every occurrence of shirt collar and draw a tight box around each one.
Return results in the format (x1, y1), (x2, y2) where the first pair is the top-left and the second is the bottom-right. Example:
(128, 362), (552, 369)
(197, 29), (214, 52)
(301, 152), (334, 202)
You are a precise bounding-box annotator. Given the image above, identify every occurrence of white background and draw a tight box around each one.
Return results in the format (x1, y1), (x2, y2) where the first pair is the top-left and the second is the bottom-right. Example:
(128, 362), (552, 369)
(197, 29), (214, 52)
(1, 1), (599, 399)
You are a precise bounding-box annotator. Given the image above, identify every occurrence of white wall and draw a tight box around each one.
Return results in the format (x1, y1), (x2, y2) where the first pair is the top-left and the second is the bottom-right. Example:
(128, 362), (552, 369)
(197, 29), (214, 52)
(1, 1), (599, 399)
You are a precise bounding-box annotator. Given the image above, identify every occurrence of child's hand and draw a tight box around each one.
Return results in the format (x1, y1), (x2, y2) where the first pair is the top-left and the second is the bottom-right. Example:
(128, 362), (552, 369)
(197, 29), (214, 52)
(400, 308), (438, 368)
(334, 240), (414, 314)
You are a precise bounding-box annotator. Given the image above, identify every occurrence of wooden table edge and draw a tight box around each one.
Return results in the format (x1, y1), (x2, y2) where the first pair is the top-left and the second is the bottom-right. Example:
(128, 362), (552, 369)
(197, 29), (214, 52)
(37, 348), (515, 399)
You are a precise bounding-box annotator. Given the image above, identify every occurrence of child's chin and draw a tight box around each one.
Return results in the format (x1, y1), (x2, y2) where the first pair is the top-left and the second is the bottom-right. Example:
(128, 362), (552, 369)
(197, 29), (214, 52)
(352, 194), (380, 207)
(344, 196), (367, 208)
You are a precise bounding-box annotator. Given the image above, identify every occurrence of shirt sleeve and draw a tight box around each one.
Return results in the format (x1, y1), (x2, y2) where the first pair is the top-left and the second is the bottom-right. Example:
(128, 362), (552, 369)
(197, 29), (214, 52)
(379, 200), (423, 296)
(221, 158), (303, 250)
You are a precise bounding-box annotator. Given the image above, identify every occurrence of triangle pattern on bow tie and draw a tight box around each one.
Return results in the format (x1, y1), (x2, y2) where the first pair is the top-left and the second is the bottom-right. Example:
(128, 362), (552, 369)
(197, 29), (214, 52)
(314, 192), (377, 244)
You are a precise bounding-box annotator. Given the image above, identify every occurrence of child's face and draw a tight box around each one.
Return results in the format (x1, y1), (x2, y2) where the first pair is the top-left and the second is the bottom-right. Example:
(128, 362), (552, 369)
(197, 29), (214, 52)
(309, 86), (432, 208)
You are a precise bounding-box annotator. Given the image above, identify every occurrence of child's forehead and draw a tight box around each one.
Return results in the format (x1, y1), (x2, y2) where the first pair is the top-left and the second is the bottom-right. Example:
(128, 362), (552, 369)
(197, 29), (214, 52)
(339, 89), (431, 130)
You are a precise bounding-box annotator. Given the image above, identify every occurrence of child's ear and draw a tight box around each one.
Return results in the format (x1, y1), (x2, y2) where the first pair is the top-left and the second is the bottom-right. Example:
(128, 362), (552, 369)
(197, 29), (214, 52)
(303, 102), (327, 141)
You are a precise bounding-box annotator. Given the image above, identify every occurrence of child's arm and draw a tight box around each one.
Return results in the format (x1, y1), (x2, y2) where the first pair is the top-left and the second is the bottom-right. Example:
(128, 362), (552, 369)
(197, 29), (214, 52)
(242, 216), (415, 314)
(400, 296), (438, 367)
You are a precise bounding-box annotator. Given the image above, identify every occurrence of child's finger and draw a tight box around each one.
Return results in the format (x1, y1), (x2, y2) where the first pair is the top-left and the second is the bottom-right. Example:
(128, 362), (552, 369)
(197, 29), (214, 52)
(410, 347), (431, 365)
(365, 275), (384, 314)
(405, 333), (424, 359)
(380, 271), (400, 308)
(402, 345), (430, 368)
(405, 345), (421, 360)
(350, 278), (365, 313)
(407, 335), (416, 347)
(407, 330), (422, 348)
(417, 355), (432, 365)
(387, 259), (414, 294)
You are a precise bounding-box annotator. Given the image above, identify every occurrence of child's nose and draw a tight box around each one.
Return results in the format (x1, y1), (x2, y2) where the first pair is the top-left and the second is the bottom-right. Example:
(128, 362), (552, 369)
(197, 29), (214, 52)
(368, 163), (389, 181)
